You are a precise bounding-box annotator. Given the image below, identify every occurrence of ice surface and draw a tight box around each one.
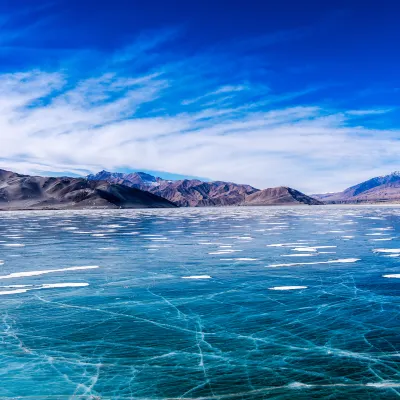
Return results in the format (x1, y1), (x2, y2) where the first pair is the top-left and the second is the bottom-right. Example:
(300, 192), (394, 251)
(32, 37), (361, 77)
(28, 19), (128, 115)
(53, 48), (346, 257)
(0, 206), (398, 399)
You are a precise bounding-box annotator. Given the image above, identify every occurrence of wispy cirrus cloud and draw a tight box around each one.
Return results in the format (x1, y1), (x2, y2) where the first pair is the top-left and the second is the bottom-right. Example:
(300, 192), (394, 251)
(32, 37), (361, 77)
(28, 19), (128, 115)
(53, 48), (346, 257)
(181, 85), (249, 106)
(346, 108), (395, 116)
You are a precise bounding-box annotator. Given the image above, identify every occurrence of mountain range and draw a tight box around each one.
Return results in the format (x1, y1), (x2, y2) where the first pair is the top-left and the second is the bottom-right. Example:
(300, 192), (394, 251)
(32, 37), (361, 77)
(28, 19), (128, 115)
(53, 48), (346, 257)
(0, 169), (176, 210)
(313, 172), (400, 203)
(6, 167), (400, 210)
(87, 170), (322, 207)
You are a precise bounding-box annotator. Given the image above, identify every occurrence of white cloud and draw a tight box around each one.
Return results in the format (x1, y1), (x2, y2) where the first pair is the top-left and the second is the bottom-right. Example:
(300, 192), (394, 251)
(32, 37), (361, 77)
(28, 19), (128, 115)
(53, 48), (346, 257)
(0, 68), (399, 194)
(181, 84), (248, 105)
(346, 109), (394, 116)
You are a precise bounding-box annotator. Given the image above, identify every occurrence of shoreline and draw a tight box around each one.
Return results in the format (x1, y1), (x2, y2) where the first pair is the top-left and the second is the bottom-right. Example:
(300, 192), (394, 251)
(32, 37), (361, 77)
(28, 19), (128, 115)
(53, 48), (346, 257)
(2, 202), (400, 212)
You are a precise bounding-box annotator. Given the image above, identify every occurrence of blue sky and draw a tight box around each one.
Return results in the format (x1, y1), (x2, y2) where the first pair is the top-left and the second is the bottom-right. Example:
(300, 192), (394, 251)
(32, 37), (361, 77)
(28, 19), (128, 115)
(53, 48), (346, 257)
(0, 0), (399, 192)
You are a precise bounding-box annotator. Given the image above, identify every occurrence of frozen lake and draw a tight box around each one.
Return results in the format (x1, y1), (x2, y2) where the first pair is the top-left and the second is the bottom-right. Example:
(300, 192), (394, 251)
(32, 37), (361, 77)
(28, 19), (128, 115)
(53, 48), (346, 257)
(0, 206), (399, 399)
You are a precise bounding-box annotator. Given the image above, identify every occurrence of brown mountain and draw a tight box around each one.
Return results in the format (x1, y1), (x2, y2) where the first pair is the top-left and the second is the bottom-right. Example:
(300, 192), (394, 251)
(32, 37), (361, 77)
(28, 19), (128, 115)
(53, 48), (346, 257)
(314, 172), (400, 203)
(243, 187), (323, 206)
(87, 170), (160, 190)
(0, 169), (176, 210)
(87, 170), (322, 207)
(150, 179), (259, 207)
(87, 171), (258, 206)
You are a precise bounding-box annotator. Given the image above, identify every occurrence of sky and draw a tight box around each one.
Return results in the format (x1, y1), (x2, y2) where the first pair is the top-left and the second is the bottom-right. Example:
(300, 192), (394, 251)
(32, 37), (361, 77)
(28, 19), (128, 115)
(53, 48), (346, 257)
(0, 0), (399, 193)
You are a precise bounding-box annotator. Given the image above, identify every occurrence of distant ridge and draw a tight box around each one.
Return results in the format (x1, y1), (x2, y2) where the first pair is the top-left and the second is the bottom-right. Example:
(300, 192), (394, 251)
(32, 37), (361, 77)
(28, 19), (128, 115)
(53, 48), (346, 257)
(87, 170), (322, 207)
(314, 171), (400, 203)
(0, 169), (176, 210)
(87, 170), (160, 190)
(244, 187), (322, 206)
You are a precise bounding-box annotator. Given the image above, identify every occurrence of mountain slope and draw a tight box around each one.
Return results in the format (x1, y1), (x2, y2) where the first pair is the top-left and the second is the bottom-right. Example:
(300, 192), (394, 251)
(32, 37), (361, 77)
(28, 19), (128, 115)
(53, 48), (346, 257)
(88, 170), (259, 207)
(150, 179), (259, 207)
(87, 170), (322, 206)
(0, 169), (176, 210)
(87, 170), (160, 190)
(314, 172), (400, 203)
(243, 187), (323, 206)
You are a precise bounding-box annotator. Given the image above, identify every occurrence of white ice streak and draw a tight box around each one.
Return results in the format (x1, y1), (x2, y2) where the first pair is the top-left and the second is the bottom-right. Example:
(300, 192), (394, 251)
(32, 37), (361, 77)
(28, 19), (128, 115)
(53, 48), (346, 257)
(0, 282), (89, 296)
(3, 235), (24, 238)
(0, 288), (29, 295)
(0, 266), (99, 280)
(292, 246), (337, 252)
(267, 258), (360, 268)
(269, 286), (308, 291)
(281, 254), (316, 257)
(267, 243), (309, 247)
(208, 250), (242, 254)
(292, 247), (318, 252)
(383, 274), (400, 279)
(0, 285), (31, 288)
(142, 234), (164, 237)
(373, 249), (400, 253)
(182, 275), (211, 279)
(40, 283), (89, 289)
